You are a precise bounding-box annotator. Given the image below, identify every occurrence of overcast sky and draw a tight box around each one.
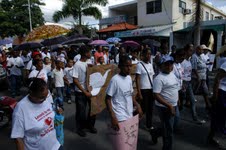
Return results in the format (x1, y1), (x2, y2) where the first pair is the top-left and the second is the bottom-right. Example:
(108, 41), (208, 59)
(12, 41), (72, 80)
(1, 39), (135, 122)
(40, 0), (226, 28)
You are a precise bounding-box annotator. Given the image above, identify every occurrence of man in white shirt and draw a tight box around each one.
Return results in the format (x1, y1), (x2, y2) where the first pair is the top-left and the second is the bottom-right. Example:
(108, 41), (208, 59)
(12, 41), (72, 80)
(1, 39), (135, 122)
(7, 50), (24, 97)
(152, 55), (179, 150)
(72, 46), (96, 137)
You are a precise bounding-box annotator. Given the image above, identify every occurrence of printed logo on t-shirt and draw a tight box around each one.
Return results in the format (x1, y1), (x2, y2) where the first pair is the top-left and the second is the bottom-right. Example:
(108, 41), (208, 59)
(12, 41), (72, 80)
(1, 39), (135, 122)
(44, 117), (52, 126)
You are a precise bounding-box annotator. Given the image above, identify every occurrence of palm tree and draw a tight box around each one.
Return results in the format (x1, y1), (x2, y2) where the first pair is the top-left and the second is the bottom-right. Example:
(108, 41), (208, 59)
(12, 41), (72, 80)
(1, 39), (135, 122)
(52, 0), (108, 26)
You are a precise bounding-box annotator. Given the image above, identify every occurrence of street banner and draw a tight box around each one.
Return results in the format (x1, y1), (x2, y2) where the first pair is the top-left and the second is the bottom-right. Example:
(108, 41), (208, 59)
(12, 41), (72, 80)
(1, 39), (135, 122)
(108, 115), (139, 150)
(87, 64), (137, 116)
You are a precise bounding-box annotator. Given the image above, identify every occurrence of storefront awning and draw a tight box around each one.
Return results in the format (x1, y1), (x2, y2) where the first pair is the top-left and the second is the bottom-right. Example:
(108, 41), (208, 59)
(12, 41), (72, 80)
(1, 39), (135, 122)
(114, 24), (173, 38)
(97, 22), (138, 33)
(175, 24), (225, 33)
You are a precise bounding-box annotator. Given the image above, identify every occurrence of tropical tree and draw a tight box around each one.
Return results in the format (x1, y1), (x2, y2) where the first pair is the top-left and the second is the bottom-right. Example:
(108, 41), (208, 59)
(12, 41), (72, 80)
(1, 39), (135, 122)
(52, 0), (108, 33)
(0, 0), (45, 37)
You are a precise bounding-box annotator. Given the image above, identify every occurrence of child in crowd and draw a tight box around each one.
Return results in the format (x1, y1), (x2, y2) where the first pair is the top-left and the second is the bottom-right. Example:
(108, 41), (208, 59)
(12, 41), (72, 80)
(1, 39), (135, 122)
(96, 56), (105, 65)
(131, 48), (139, 64)
(106, 55), (142, 131)
(7, 50), (24, 97)
(43, 57), (54, 92)
(52, 60), (69, 108)
(64, 59), (74, 104)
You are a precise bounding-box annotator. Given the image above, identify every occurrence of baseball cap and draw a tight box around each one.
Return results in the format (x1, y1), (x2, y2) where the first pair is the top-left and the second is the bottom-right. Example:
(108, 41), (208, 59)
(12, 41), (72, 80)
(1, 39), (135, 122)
(160, 55), (174, 64)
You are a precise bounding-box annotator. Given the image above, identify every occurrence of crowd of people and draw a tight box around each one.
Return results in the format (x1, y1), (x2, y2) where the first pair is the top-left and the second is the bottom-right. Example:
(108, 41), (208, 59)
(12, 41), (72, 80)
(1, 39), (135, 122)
(0, 42), (226, 150)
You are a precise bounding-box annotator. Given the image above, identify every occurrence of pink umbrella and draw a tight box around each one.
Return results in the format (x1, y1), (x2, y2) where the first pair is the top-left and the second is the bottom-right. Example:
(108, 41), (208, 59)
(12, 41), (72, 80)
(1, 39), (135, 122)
(122, 41), (140, 47)
(90, 40), (108, 45)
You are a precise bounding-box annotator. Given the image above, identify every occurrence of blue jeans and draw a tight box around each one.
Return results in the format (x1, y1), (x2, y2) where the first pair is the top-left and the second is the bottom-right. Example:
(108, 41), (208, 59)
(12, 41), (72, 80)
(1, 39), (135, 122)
(56, 87), (64, 106)
(10, 75), (22, 97)
(65, 83), (74, 100)
(183, 81), (197, 120)
(157, 106), (176, 150)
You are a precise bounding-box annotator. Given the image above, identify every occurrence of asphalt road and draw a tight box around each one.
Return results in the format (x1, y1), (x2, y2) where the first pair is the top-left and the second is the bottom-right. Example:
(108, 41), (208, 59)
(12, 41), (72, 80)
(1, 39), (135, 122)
(0, 87), (225, 150)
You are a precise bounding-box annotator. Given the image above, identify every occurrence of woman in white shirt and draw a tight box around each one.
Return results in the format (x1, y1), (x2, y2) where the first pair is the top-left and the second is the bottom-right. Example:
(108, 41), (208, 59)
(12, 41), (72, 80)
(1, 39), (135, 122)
(11, 78), (62, 150)
(136, 48), (154, 129)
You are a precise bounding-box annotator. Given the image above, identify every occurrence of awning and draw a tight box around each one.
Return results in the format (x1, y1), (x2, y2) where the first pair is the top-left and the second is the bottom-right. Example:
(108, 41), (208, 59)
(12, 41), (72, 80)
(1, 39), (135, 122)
(97, 22), (138, 33)
(175, 24), (225, 33)
(114, 24), (173, 38)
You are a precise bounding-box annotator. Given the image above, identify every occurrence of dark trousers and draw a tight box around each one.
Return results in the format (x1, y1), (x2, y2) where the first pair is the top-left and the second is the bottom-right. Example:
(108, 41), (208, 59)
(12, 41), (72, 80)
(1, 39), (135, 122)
(66, 83), (74, 100)
(10, 75), (22, 97)
(140, 89), (154, 128)
(75, 92), (96, 130)
(155, 106), (176, 150)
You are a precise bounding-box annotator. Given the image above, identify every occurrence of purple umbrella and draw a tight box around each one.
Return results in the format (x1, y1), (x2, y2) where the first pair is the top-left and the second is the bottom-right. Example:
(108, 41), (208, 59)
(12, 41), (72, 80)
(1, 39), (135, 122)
(122, 40), (140, 48)
(89, 40), (108, 46)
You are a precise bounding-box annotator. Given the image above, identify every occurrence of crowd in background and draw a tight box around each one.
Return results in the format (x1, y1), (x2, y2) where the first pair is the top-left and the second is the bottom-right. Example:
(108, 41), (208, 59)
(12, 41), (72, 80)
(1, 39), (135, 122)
(0, 42), (226, 150)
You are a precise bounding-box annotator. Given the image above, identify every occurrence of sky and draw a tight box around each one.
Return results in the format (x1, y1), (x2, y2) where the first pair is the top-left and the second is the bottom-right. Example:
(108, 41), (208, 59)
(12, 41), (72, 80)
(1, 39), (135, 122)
(40, 0), (226, 28)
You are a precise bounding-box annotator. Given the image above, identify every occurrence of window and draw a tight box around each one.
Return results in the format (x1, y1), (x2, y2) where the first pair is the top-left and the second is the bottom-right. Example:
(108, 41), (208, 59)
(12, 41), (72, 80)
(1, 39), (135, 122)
(179, 0), (186, 13)
(205, 11), (209, 20)
(211, 14), (214, 20)
(146, 0), (162, 14)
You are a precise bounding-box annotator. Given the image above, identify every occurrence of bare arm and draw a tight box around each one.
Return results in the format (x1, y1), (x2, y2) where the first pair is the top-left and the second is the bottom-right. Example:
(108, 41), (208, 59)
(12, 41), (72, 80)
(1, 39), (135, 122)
(132, 94), (143, 118)
(135, 74), (143, 100)
(73, 77), (91, 97)
(15, 138), (24, 150)
(154, 93), (175, 115)
(105, 95), (119, 131)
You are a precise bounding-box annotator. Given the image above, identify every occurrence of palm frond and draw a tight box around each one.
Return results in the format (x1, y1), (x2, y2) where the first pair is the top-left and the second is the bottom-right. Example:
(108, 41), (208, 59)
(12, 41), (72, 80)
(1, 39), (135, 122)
(82, 6), (102, 19)
(82, 0), (108, 8)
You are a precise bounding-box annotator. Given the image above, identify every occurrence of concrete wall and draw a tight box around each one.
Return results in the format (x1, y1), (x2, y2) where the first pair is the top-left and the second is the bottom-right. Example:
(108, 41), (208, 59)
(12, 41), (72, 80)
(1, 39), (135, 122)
(137, 0), (173, 27)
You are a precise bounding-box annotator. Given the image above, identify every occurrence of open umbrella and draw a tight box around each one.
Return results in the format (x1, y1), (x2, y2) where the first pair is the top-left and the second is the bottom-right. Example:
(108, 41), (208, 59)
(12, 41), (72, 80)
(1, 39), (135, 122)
(106, 37), (121, 43)
(25, 25), (70, 42)
(61, 37), (90, 45)
(122, 40), (140, 48)
(41, 36), (68, 46)
(89, 40), (108, 46)
(14, 42), (43, 51)
(0, 38), (13, 46)
(142, 39), (161, 47)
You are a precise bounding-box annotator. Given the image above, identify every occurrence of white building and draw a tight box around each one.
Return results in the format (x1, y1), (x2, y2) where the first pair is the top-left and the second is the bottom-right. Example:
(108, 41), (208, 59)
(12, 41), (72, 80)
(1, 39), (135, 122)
(99, 0), (226, 43)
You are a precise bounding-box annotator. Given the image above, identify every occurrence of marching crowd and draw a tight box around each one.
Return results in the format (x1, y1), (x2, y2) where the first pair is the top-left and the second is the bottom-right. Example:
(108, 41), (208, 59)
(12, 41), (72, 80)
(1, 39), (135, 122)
(0, 42), (226, 150)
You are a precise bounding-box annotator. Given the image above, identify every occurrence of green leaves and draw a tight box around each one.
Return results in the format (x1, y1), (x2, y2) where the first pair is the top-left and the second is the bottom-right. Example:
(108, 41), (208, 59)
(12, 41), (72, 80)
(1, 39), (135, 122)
(0, 0), (45, 37)
(52, 0), (108, 25)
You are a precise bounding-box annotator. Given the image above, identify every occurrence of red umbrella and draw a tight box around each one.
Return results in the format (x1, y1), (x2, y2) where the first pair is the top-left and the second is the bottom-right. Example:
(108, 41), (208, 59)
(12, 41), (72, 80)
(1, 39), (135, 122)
(122, 40), (140, 48)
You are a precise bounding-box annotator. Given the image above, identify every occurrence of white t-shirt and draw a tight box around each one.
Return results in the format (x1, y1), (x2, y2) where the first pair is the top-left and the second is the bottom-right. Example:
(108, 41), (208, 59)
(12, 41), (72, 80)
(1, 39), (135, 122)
(52, 68), (65, 87)
(173, 63), (183, 90)
(153, 72), (179, 107)
(43, 64), (52, 76)
(28, 68), (50, 83)
(132, 58), (139, 65)
(11, 95), (60, 150)
(72, 60), (88, 92)
(136, 61), (154, 89)
(21, 55), (31, 68)
(64, 67), (73, 84)
(7, 57), (24, 76)
(103, 54), (108, 64)
(106, 74), (134, 122)
(26, 60), (36, 71)
(191, 53), (207, 80)
(42, 52), (51, 60)
(181, 59), (192, 81)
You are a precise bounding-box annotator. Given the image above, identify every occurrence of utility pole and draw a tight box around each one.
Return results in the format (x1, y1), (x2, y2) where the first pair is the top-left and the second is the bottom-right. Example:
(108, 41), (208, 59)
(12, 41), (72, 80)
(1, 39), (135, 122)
(194, 0), (201, 47)
(28, 0), (32, 31)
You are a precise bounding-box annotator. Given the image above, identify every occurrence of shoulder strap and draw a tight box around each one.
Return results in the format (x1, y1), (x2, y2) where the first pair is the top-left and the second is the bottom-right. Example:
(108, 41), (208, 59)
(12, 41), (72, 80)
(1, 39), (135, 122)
(140, 62), (153, 87)
(36, 70), (41, 78)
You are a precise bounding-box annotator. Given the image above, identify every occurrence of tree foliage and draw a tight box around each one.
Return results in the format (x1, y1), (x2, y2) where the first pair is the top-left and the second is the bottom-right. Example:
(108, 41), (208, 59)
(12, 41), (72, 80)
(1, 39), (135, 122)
(53, 0), (108, 26)
(0, 0), (45, 37)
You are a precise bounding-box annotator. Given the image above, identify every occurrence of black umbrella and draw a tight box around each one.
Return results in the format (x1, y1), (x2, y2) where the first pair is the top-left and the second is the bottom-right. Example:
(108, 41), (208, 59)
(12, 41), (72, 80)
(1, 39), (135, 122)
(67, 34), (86, 40)
(41, 36), (68, 46)
(142, 39), (161, 47)
(61, 37), (91, 45)
(14, 42), (43, 51)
